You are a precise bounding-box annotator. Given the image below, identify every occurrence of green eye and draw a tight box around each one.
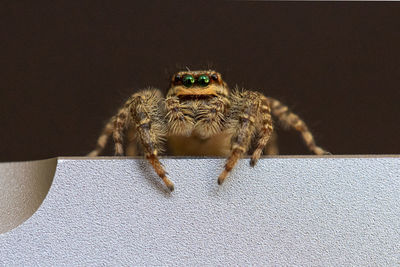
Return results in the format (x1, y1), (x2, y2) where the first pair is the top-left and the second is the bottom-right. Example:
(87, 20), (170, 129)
(197, 75), (210, 87)
(182, 75), (195, 87)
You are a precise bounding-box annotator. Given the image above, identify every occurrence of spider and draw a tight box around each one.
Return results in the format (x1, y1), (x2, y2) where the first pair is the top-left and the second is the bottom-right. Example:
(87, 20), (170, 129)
(88, 70), (330, 191)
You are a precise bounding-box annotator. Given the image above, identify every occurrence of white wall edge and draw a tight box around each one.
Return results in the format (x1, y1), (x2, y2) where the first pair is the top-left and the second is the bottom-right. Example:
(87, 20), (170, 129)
(0, 156), (399, 266)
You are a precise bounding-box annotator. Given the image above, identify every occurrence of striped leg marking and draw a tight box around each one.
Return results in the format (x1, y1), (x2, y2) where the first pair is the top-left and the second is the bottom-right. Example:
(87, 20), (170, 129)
(133, 90), (172, 191)
(87, 116), (115, 156)
(250, 103), (273, 166)
(268, 98), (330, 155)
(218, 92), (260, 185)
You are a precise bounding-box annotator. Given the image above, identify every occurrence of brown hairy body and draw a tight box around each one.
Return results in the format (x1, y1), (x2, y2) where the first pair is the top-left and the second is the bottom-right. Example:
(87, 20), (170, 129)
(88, 70), (329, 191)
(167, 133), (231, 156)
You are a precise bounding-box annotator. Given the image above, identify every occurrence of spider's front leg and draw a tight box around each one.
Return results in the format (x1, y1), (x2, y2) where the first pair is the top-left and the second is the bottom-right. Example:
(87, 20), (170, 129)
(113, 89), (174, 191)
(218, 90), (273, 185)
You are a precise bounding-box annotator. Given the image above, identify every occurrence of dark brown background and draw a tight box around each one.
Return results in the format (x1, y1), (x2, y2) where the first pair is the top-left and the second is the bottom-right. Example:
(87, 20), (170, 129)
(1, 1), (399, 162)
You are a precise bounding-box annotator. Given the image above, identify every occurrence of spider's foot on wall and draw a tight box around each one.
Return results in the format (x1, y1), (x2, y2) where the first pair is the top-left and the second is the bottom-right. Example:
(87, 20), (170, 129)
(163, 177), (175, 191)
(217, 170), (229, 185)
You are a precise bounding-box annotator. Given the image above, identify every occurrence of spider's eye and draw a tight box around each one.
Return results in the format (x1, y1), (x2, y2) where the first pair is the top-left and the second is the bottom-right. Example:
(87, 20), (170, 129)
(211, 74), (218, 81)
(174, 75), (181, 83)
(197, 75), (210, 87)
(182, 75), (195, 87)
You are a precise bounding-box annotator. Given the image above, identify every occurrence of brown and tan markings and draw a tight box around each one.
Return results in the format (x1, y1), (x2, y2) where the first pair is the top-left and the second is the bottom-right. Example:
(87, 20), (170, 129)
(88, 70), (330, 191)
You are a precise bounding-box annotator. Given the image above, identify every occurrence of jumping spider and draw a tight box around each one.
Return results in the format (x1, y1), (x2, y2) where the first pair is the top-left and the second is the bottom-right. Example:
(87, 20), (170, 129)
(88, 70), (329, 191)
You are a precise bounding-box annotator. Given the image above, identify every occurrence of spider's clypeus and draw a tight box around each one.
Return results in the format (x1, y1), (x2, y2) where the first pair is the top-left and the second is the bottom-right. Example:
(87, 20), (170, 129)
(88, 70), (330, 191)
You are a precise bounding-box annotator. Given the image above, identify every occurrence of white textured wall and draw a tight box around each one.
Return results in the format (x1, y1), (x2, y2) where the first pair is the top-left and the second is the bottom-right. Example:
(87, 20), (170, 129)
(0, 156), (399, 266)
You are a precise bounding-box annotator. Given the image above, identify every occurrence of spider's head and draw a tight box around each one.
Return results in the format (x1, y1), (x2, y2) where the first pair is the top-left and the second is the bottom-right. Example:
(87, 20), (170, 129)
(167, 70), (229, 98)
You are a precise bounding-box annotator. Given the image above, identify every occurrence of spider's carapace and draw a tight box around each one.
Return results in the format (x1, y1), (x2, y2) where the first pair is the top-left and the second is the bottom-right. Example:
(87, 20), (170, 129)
(88, 70), (329, 191)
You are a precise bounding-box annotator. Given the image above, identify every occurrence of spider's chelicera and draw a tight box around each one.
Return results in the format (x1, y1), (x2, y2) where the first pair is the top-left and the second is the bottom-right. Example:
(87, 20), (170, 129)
(88, 70), (330, 191)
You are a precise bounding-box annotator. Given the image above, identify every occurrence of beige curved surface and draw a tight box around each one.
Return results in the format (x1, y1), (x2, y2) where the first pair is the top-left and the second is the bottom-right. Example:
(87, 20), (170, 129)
(0, 158), (57, 234)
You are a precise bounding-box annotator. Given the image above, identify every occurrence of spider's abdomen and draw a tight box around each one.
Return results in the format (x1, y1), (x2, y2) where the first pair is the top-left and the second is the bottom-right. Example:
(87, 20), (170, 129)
(166, 131), (232, 156)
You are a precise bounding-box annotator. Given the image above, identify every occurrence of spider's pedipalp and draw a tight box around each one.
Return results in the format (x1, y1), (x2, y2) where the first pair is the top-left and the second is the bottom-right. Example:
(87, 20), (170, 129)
(267, 98), (330, 155)
(193, 96), (228, 139)
(165, 96), (195, 136)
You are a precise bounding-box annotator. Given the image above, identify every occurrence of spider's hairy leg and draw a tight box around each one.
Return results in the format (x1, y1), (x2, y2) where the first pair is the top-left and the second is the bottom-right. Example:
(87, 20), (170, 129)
(268, 98), (330, 155)
(87, 115), (115, 156)
(250, 97), (273, 167)
(130, 89), (174, 191)
(218, 91), (261, 185)
(113, 104), (131, 156)
(194, 96), (229, 139)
